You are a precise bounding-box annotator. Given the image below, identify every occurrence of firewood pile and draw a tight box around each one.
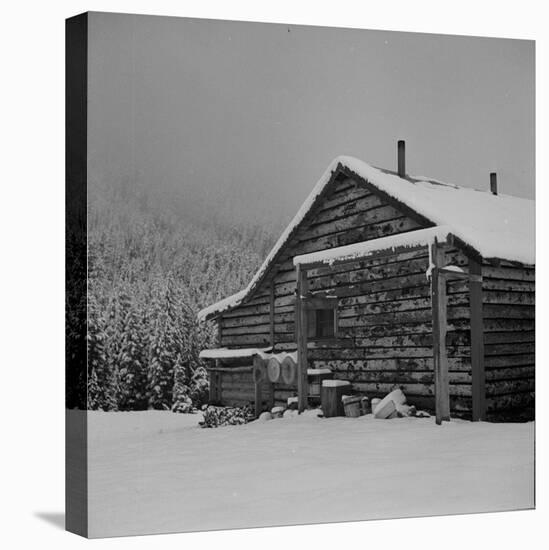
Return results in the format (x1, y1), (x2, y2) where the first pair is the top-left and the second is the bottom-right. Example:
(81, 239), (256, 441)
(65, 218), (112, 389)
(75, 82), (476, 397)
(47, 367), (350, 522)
(199, 404), (254, 428)
(199, 389), (430, 428)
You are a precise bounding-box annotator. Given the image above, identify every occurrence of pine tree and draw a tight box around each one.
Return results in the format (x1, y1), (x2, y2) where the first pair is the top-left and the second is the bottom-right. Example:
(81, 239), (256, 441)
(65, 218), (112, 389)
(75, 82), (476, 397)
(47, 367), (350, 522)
(116, 292), (148, 410)
(87, 294), (117, 410)
(86, 182), (277, 413)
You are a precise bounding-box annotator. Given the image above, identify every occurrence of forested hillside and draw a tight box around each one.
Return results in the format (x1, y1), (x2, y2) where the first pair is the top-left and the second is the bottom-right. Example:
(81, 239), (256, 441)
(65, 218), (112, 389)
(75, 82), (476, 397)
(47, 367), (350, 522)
(83, 180), (278, 412)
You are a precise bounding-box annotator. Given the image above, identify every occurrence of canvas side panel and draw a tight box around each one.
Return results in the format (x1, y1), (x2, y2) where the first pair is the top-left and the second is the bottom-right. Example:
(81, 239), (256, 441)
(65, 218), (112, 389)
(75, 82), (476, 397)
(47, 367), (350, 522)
(482, 262), (535, 420)
(65, 13), (89, 538)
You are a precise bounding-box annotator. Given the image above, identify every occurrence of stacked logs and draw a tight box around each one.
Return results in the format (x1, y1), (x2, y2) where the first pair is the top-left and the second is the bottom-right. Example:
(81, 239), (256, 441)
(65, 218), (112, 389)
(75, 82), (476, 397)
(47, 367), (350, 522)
(252, 352), (298, 417)
(253, 352), (298, 386)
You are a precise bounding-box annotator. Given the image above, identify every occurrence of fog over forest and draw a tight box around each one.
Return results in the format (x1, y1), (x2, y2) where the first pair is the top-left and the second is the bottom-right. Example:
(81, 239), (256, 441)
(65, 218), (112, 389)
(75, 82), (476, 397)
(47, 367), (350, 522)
(88, 12), (534, 227)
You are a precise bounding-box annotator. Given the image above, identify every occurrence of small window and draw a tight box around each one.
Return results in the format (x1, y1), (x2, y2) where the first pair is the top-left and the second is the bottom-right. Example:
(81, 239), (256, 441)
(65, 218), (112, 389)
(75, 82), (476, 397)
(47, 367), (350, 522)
(307, 307), (337, 339)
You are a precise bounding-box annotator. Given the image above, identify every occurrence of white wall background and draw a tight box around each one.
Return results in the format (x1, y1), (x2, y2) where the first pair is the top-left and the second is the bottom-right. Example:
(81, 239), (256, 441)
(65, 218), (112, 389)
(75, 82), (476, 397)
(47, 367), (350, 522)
(0, 1), (546, 548)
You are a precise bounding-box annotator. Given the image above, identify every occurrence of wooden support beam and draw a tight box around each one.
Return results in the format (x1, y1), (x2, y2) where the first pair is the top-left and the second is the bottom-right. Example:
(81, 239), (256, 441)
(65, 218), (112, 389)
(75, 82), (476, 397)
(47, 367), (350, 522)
(253, 356), (263, 418)
(269, 281), (275, 347)
(267, 382), (275, 411)
(216, 319), (222, 346)
(296, 264), (309, 413)
(438, 267), (482, 283)
(469, 258), (486, 421)
(206, 366), (253, 374)
(304, 296), (338, 310)
(209, 360), (221, 404)
(430, 241), (450, 424)
(296, 243), (428, 271)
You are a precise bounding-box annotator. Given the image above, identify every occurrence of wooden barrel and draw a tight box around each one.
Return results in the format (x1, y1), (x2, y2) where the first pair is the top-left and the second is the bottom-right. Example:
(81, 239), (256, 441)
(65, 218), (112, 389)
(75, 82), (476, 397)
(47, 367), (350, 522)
(267, 357), (281, 383)
(280, 355), (297, 385)
(342, 395), (362, 418)
(252, 358), (265, 384)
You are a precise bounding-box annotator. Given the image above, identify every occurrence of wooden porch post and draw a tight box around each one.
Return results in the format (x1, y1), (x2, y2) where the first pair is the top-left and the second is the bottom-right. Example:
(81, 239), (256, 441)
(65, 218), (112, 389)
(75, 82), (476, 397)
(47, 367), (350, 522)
(253, 355), (263, 418)
(268, 281), (276, 412)
(469, 258), (486, 421)
(430, 240), (450, 424)
(269, 281), (275, 347)
(296, 264), (309, 413)
(209, 361), (221, 404)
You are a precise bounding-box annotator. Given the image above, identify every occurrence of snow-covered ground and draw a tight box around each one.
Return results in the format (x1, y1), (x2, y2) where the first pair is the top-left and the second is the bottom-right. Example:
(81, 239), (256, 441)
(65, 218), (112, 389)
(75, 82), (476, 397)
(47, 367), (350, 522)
(87, 411), (534, 538)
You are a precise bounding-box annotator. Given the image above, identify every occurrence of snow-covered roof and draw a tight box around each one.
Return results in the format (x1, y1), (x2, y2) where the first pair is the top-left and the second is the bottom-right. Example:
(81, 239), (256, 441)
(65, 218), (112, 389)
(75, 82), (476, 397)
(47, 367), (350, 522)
(293, 226), (452, 267)
(198, 155), (534, 321)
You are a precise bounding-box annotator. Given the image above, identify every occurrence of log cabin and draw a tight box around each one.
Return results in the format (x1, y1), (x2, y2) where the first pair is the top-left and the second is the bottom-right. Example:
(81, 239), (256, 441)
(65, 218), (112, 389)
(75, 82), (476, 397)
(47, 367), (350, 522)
(198, 145), (535, 422)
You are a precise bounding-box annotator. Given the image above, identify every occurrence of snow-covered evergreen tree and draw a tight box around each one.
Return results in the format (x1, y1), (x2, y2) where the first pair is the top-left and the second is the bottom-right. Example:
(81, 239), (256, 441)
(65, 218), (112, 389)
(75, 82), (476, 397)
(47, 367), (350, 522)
(85, 181), (276, 412)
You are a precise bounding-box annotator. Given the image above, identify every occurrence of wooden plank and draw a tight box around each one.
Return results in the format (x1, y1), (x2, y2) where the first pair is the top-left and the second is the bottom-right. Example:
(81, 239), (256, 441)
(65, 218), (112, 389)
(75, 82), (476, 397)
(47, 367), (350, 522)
(349, 381), (471, 398)
(313, 357), (472, 372)
(481, 291), (535, 306)
(484, 342), (535, 356)
(482, 279), (535, 293)
(253, 356), (262, 418)
(304, 296), (338, 310)
(207, 365), (253, 374)
(431, 242), (450, 424)
(217, 319), (222, 346)
(483, 319), (535, 332)
(486, 378), (534, 397)
(296, 265), (309, 413)
(209, 363), (221, 404)
(222, 324), (272, 336)
(296, 217), (422, 254)
(311, 193), (385, 226)
(483, 331), (535, 344)
(267, 382), (275, 410)
(311, 272), (430, 299)
(338, 165), (434, 228)
(222, 305), (270, 319)
(483, 265), (535, 282)
(485, 365), (535, 381)
(332, 369), (470, 385)
(485, 354), (535, 368)
(220, 334), (271, 346)
(340, 296), (432, 316)
(318, 184), (373, 211)
(469, 258), (486, 421)
(269, 282), (275, 347)
(337, 285), (431, 306)
(486, 392), (534, 412)
(338, 308), (435, 326)
(303, 204), (406, 240)
(276, 245), (429, 278)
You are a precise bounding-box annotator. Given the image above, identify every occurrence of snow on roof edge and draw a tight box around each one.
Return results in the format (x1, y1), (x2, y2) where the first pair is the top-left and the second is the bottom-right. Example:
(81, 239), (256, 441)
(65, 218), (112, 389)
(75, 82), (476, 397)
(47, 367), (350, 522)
(198, 157), (343, 321)
(293, 226), (453, 267)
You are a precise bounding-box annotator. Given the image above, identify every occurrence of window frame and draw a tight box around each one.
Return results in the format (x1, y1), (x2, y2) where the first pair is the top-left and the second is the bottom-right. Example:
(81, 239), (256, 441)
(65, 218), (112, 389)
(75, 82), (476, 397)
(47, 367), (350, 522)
(303, 296), (339, 342)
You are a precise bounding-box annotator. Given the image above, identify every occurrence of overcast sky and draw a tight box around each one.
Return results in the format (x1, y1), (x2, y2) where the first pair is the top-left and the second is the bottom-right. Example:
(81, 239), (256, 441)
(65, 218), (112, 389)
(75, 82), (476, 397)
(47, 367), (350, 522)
(88, 12), (534, 227)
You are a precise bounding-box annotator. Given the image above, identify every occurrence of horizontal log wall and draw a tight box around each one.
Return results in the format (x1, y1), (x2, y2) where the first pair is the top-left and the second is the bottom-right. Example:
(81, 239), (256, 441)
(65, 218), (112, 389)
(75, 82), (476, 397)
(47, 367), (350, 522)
(304, 247), (472, 415)
(218, 175), (427, 350)
(214, 175), (483, 416)
(213, 367), (297, 409)
(482, 262), (535, 420)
